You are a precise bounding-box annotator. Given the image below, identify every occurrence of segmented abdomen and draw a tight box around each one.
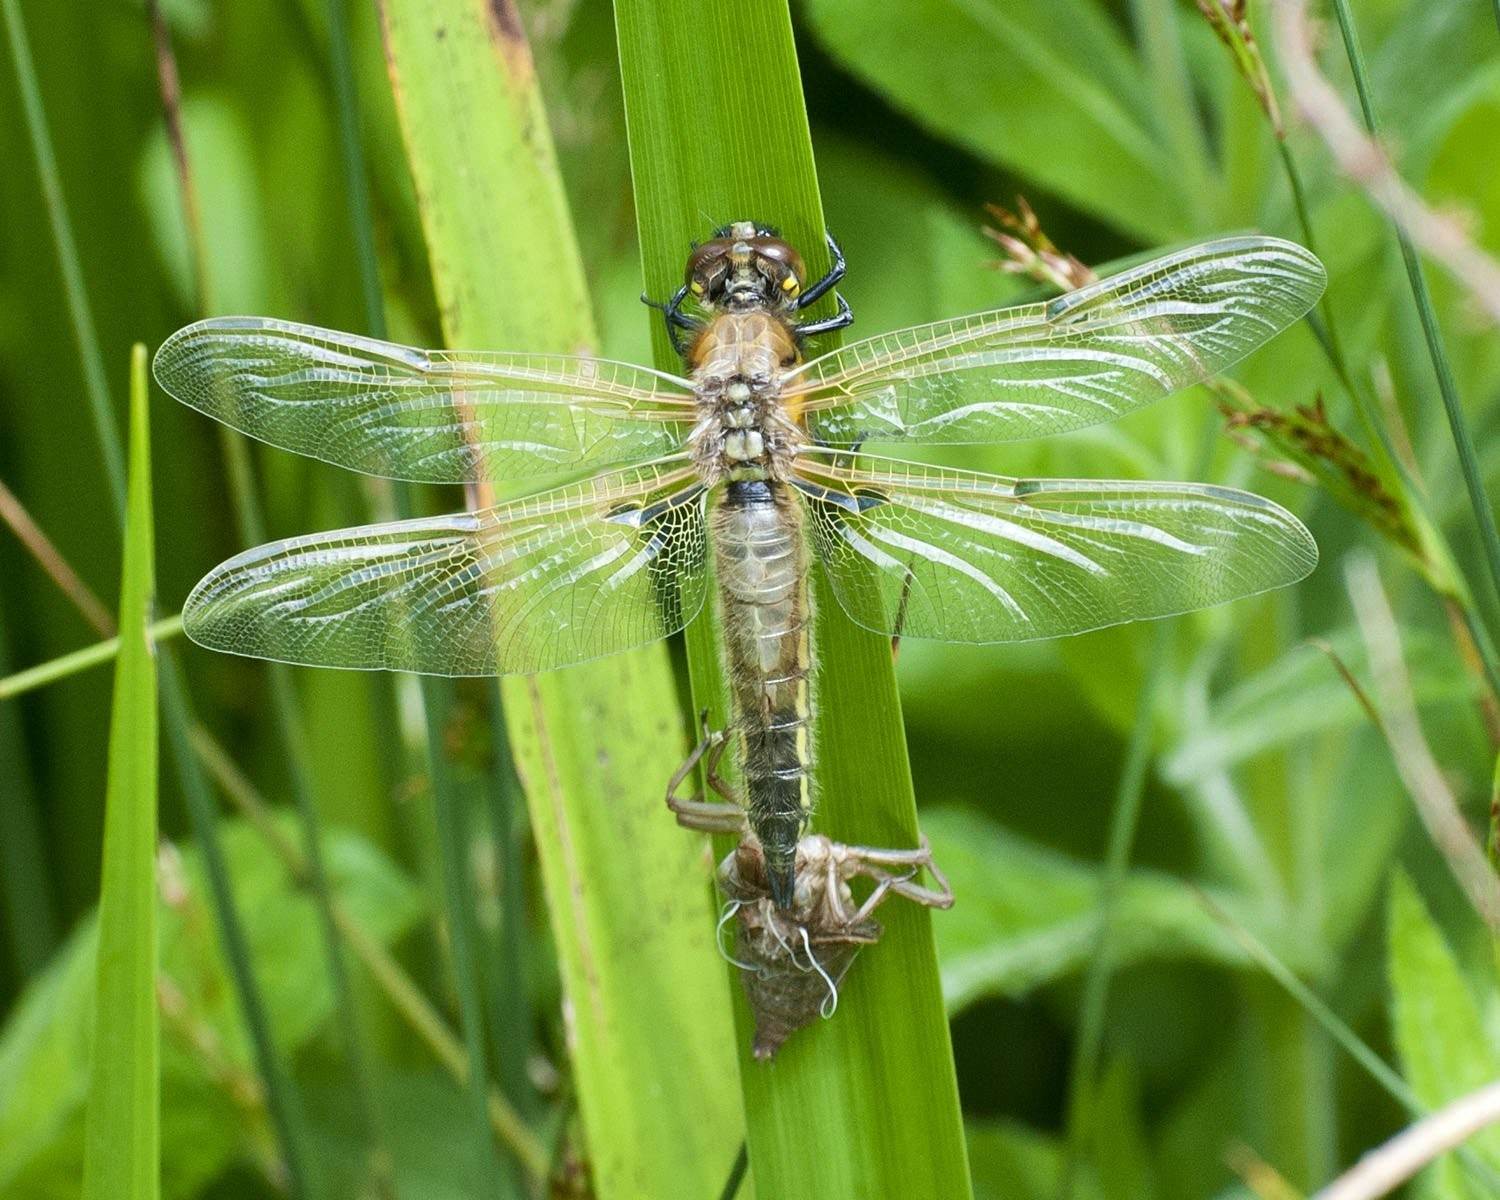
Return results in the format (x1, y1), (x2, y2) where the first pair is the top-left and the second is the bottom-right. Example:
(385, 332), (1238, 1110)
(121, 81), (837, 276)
(713, 480), (813, 906)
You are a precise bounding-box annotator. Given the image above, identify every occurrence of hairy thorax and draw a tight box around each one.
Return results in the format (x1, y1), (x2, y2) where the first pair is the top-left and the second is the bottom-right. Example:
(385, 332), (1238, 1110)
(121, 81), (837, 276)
(688, 310), (805, 482)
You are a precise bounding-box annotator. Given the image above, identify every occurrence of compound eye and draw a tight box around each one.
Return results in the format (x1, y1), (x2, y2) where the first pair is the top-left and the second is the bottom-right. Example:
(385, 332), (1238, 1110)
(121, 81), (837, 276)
(748, 236), (806, 298)
(685, 239), (732, 295)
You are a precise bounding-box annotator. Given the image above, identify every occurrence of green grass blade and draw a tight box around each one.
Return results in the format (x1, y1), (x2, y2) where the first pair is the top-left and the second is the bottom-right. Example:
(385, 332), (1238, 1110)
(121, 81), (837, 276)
(0, 601), (57, 978)
(1326, 0), (1500, 632)
(614, 4), (971, 1196)
(420, 677), (514, 1197)
(80, 345), (159, 1200)
(376, 3), (743, 1196)
(0, 0), (125, 514)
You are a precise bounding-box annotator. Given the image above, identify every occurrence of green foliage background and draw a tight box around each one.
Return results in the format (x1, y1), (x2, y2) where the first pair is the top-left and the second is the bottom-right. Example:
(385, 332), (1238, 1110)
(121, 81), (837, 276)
(2, 0), (1500, 1197)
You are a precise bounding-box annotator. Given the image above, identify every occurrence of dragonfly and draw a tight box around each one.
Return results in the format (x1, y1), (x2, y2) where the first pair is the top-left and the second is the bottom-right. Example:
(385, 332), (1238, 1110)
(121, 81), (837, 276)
(153, 222), (1325, 908)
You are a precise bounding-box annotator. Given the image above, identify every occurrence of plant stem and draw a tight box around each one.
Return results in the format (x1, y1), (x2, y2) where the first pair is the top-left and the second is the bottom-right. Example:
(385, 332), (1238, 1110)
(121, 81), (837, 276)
(0, 476), (115, 636)
(1326, 0), (1500, 635)
(0, 615), (182, 701)
(323, 0), (385, 341)
(1269, 101), (1500, 707)
(0, 599), (57, 974)
(1198, 886), (1500, 1194)
(422, 680), (512, 1197)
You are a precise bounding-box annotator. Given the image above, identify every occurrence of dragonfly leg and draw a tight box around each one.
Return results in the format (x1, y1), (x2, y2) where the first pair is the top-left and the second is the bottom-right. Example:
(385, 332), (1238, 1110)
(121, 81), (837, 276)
(665, 712), (745, 833)
(796, 292), (853, 338)
(844, 837), (954, 921)
(640, 284), (698, 356)
(796, 231), (847, 310)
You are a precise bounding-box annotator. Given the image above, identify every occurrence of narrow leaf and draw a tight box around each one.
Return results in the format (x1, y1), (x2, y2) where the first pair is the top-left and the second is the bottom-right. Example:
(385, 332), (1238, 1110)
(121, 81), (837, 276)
(81, 345), (160, 1200)
(615, 3), (970, 1196)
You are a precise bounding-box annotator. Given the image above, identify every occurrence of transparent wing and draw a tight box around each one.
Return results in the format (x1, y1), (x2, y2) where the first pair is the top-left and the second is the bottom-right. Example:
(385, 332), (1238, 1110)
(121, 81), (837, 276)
(153, 317), (697, 483)
(795, 452), (1317, 643)
(183, 460), (708, 675)
(787, 237), (1325, 445)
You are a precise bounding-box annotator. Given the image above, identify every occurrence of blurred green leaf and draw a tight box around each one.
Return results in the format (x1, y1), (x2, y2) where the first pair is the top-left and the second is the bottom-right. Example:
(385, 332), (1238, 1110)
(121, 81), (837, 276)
(81, 346), (159, 1200)
(1368, 0), (1499, 176)
(815, 133), (1016, 335)
(0, 817), (422, 1199)
(1387, 869), (1500, 1199)
(1084, 1059), (1154, 1200)
(1163, 627), (1472, 786)
(926, 807), (1268, 1013)
(802, 0), (1192, 242)
(138, 98), (271, 315)
(967, 1119), (1107, 1200)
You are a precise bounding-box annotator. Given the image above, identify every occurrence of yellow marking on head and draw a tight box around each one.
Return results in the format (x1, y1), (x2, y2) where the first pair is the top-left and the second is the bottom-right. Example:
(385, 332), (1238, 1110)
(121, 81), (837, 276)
(690, 280), (705, 295)
(781, 276), (801, 296)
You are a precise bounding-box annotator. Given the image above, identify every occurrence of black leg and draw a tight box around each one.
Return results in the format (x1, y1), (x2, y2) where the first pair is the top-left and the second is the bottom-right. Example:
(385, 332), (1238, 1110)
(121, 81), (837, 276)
(796, 231), (846, 310)
(641, 284), (697, 355)
(796, 292), (853, 337)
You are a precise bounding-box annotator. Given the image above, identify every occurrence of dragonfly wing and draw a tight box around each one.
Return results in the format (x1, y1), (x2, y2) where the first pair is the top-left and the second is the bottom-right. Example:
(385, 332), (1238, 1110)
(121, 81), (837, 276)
(153, 317), (697, 483)
(788, 237), (1325, 445)
(183, 461), (709, 674)
(795, 452), (1317, 643)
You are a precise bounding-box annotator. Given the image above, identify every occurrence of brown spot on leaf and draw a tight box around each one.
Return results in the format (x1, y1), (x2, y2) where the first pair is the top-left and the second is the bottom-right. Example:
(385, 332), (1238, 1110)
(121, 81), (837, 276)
(487, 0), (524, 42)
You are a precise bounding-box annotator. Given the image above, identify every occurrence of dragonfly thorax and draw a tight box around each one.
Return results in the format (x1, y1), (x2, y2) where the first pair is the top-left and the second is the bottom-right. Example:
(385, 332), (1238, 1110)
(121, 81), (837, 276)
(689, 311), (804, 482)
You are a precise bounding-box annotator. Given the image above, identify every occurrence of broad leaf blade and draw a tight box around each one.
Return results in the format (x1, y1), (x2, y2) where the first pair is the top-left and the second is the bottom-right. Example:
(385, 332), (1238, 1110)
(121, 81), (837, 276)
(801, 0), (1192, 242)
(377, 3), (744, 1196)
(1387, 871), (1500, 1198)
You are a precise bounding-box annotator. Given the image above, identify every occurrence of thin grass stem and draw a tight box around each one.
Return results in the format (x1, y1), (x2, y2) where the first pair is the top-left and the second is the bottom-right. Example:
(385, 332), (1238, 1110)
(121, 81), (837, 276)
(480, 682), (535, 1116)
(1267, 72), (1500, 706)
(1196, 887), (1500, 1194)
(1325, 0), (1500, 632)
(162, 656), (318, 1199)
(0, 477), (115, 635)
(716, 1143), (749, 1200)
(0, 615), (183, 701)
(420, 680), (512, 1197)
(323, 0), (385, 341)
(0, 599), (58, 973)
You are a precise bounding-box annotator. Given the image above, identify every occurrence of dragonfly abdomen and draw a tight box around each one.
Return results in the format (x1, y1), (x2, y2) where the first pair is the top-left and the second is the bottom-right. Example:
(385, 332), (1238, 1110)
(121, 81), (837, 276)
(714, 479), (814, 908)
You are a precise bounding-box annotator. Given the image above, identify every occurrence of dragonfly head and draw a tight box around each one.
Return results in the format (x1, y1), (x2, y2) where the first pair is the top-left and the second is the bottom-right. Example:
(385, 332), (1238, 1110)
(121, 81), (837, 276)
(686, 220), (806, 314)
